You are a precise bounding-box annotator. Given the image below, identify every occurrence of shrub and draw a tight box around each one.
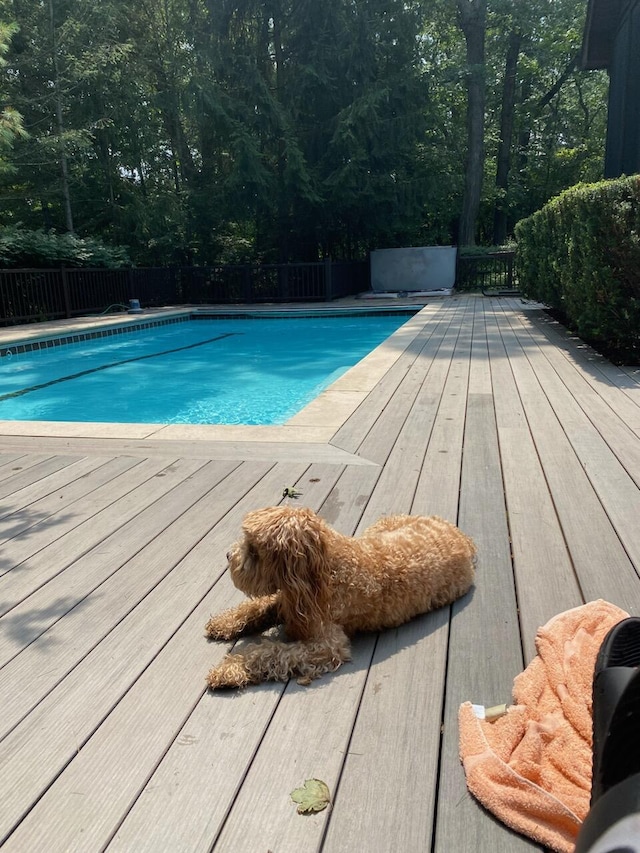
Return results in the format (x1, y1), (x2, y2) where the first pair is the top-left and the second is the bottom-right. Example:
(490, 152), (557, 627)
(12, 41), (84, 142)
(515, 175), (640, 362)
(0, 226), (130, 268)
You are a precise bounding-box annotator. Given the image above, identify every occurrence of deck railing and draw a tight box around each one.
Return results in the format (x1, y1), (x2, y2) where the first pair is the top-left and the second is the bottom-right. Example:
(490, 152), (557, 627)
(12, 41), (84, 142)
(0, 252), (517, 326)
(0, 260), (369, 326)
(455, 251), (517, 293)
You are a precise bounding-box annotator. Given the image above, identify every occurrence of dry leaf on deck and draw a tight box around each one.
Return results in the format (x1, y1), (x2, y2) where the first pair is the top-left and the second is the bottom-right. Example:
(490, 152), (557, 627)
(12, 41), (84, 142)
(290, 778), (331, 814)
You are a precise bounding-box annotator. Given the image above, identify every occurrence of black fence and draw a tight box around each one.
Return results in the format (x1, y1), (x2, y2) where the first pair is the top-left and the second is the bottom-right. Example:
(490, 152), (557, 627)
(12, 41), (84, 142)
(0, 251), (517, 327)
(455, 251), (517, 293)
(179, 259), (370, 304)
(0, 260), (369, 327)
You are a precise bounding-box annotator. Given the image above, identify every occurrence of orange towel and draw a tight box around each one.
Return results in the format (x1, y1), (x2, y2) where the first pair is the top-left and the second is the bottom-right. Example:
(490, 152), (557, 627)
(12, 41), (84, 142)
(459, 600), (629, 852)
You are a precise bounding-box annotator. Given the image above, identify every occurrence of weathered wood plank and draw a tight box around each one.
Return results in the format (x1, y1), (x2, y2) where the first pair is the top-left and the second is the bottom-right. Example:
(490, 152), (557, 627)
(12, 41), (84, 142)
(0, 456), (204, 609)
(0, 456), (137, 542)
(497, 305), (640, 593)
(210, 643), (370, 853)
(348, 327), (463, 526)
(485, 305), (582, 639)
(0, 576), (277, 853)
(356, 301), (467, 466)
(323, 309), (476, 850)
(110, 682), (284, 853)
(331, 302), (459, 456)
(0, 453), (49, 482)
(0, 434), (377, 465)
(434, 300), (533, 852)
(323, 608), (450, 853)
(0, 459), (243, 700)
(0, 460), (314, 849)
(96, 466), (368, 853)
(0, 453), (28, 471)
(0, 455), (83, 496)
(206, 477), (409, 853)
(314, 464), (382, 534)
(0, 455), (173, 576)
(412, 301), (473, 517)
(523, 309), (640, 433)
(513, 310), (640, 482)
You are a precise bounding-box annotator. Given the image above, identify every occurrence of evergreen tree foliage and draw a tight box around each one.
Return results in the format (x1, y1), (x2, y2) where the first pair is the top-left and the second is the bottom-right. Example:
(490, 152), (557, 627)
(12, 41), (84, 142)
(0, 0), (609, 263)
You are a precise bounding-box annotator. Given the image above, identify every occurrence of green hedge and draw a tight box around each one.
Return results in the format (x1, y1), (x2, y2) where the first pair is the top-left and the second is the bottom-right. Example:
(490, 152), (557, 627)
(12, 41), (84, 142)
(0, 226), (130, 269)
(515, 175), (640, 361)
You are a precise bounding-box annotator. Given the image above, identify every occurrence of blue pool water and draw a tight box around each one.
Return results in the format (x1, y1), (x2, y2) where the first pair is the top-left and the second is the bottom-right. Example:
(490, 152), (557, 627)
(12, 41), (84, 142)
(0, 313), (413, 425)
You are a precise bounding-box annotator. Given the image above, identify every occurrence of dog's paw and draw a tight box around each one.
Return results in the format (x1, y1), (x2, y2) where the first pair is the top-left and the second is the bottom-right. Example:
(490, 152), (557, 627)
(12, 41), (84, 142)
(206, 655), (251, 690)
(204, 616), (237, 641)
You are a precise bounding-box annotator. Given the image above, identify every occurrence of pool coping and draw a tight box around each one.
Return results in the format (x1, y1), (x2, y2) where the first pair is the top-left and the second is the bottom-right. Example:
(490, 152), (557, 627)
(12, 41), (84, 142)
(0, 299), (436, 445)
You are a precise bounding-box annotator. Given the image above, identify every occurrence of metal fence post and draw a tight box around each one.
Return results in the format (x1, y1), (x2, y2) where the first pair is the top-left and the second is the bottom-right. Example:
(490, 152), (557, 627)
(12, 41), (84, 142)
(60, 266), (71, 317)
(168, 265), (178, 302)
(243, 266), (252, 302)
(506, 253), (514, 290)
(324, 257), (332, 301)
(281, 264), (289, 301)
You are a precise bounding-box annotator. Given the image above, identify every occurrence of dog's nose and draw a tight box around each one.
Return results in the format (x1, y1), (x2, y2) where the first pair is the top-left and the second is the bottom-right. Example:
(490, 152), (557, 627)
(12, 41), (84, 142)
(226, 551), (231, 562)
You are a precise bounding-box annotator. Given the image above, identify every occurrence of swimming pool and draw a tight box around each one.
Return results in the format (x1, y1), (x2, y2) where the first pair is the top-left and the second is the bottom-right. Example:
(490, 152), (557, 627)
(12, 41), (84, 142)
(0, 311), (416, 426)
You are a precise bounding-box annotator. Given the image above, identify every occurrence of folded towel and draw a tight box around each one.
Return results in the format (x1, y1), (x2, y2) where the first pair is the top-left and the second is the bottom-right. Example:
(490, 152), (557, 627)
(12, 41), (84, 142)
(459, 600), (629, 852)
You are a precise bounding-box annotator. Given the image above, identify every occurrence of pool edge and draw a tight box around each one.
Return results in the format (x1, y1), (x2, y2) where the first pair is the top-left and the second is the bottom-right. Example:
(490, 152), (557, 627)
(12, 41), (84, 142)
(0, 301), (436, 445)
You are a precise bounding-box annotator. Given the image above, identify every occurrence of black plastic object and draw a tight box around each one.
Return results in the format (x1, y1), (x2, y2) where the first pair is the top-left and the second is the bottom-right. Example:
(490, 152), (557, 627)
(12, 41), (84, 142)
(591, 618), (640, 804)
(574, 618), (640, 852)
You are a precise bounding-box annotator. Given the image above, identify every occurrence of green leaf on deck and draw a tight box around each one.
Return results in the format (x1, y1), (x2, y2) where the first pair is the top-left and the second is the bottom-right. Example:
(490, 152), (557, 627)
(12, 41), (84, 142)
(290, 778), (331, 814)
(282, 486), (302, 499)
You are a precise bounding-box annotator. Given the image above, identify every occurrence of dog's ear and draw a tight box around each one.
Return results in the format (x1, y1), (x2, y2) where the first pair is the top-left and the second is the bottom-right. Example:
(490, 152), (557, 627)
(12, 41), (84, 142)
(243, 506), (330, 639)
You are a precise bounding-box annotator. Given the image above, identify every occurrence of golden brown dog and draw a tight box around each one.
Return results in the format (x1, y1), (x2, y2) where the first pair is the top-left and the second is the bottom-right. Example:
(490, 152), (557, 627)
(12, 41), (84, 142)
(205, 505), (476, 688)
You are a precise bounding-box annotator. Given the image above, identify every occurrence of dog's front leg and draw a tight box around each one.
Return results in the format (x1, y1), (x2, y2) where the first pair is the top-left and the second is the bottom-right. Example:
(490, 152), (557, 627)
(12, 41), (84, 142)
(206, 623), (351, 689)
(204, 594), (280, 641)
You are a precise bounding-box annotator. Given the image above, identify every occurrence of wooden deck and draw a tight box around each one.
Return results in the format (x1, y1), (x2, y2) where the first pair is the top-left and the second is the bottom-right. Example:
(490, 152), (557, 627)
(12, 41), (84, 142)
(1, 295), (639, 852)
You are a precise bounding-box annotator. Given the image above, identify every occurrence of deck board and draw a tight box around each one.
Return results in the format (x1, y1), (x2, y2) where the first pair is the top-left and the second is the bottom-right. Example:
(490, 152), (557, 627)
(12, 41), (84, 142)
(0, 452), (27, 469)
(0, 461), (259, 700)
(330, 300), (458, 456)
(0, 454), (82, 495)
(1, 295), (639, 852)
(498, 306), (640, 583)
(323, 608), (450, 853)
(316, 329), (475, 851)
(0, 460), (312, 849)
(106, 466), (375, 852)
(522, 309), (640, 434)
(514, 310), (640, 480)
(0, 456), (137, 542)
(435, 299), (531, 853)
(486, 305), (582, 643)
(0, 457), (208, 610)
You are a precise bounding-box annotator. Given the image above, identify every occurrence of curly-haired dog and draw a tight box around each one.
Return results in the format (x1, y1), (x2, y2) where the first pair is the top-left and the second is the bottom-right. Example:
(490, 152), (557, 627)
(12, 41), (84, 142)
(205, 505), (476, 688)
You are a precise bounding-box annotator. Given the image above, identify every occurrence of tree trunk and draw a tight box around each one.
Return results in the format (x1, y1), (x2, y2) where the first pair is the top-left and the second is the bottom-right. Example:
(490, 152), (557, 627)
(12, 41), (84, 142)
(493, 30), (521, 246)
(55, 94), (74, 233)
(516, 53), (578, 184)
(49, 0), (74, 233)
(158, 96), (196, 190)
(272, 3), (289, 263)
(188, 0), (216, 187)
(457, 0), (487, 246)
